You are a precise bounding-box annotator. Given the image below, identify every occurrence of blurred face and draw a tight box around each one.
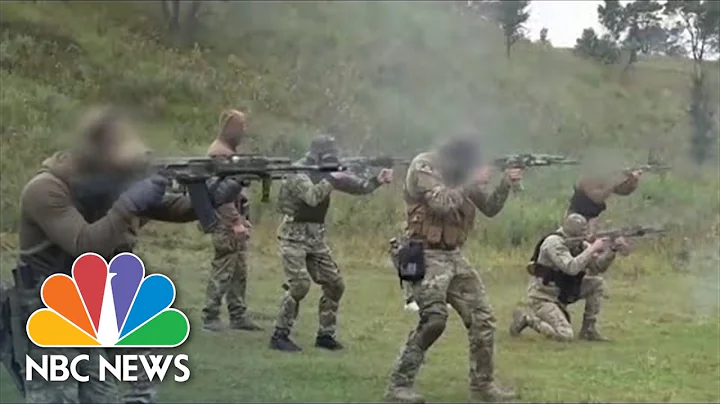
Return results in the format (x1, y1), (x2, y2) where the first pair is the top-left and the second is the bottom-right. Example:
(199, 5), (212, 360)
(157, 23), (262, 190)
(83, 118), (151, 174)
(440, 141), (480, 184)
(222, 115), (247, 148)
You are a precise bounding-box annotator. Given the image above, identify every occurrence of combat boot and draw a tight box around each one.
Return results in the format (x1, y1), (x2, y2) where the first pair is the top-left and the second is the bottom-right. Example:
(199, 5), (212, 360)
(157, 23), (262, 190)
(269, 328), (302, 352)
(579, 318), (610, 342)
(469, 383), (517, 402)
(383, 386), (425, 403)
(315, 334), (344, 351)
(509, 309), (529, 337)
(202, 318), (226, 332)
(230, 316), (263, 331)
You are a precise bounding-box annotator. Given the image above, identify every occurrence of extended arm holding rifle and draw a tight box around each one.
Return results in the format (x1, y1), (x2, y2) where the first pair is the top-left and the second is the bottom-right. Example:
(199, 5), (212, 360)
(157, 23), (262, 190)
(492, 153), (580, 192)
(152, 154), (345, 232)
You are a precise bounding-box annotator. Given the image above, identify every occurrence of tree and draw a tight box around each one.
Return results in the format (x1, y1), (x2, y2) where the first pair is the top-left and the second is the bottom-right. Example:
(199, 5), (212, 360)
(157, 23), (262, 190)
(497, 0), (531, 58)
(573, 28), (622, 64)
(664, 0), (720, 77)
(159, 0), (207, 45)
(597, 0), (668, 69)
(664, 0), (720, 165)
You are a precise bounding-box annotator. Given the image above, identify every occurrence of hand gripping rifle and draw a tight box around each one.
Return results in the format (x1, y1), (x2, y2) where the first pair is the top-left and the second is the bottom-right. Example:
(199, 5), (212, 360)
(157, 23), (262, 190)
(152, 154), (345, 232)
(491, 153), (580, 192)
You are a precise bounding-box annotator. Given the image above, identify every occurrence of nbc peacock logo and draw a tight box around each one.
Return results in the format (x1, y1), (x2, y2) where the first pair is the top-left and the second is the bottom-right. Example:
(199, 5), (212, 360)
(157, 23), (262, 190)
(26, 252), (190, 348)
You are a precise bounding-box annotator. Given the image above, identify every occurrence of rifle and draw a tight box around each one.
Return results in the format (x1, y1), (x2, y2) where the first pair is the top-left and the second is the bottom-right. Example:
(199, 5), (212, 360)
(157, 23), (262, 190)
(565, 224), (667, 243)
(623, 163), (672, 175)
(151, 154), (345, 232)
(340, 156), (411, 168)
(492, 153), (580, 192)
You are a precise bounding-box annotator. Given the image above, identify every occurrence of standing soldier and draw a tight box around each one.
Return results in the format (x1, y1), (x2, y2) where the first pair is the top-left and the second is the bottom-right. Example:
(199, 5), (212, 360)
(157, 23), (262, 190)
(6, 107), (242, 403)
(269, 135), (393, 352)
(384, 136), (523, 403)
(509, 214), (629, 342)
(202, 109), (262, 332)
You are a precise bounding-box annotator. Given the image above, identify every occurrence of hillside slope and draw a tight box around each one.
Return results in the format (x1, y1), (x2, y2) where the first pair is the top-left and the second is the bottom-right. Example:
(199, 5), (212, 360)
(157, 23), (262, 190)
(0, 1), (718, 244)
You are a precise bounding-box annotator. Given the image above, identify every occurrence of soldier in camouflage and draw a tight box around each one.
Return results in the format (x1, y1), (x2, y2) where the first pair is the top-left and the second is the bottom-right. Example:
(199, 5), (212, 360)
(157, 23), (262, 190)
(202, 109), (262, 332)
(269, 135), (393, 352)
(384, 136), (523, 404)
(6, 108), (242, 403)
(509, 213), (629, 342)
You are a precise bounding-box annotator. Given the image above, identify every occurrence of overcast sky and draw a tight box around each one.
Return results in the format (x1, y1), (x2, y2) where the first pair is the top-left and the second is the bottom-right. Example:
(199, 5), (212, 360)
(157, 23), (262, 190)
(526, 1), (604, 48)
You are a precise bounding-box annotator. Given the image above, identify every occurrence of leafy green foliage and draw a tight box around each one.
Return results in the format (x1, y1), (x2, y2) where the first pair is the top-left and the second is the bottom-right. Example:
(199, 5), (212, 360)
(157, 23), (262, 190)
(573, 28), (622, 64)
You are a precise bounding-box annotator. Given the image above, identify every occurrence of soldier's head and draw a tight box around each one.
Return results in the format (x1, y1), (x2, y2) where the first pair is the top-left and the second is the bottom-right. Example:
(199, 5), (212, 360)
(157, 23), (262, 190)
(438, 134), (482, 183)
(75, 107), (151, 173)
(307, 134), (340, 164)
(562, 213), (589, 240)
(218, 109), (247, 149)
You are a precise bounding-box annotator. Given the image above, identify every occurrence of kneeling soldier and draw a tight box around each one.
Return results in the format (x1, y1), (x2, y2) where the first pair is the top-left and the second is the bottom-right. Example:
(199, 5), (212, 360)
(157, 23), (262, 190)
(510, 213), (629, 342)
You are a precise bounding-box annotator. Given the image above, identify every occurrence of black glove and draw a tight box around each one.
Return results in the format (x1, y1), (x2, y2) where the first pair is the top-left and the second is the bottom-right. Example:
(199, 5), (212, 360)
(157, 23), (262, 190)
(211, 177), (243, 206)
(117, 175), (168, 214)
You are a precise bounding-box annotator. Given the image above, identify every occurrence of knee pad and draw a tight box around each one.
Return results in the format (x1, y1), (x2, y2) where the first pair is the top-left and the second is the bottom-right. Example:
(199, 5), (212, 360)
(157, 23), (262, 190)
(288, 278), (311, 301)
(416, 312), (447, 350)
(555, 327), (574, 342)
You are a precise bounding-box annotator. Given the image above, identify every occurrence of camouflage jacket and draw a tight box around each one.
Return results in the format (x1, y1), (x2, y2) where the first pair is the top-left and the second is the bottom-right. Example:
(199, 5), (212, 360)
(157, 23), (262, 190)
(527, 230), (616, 303)
(276, 169), (382, 243)
(404, 151), (511, 249)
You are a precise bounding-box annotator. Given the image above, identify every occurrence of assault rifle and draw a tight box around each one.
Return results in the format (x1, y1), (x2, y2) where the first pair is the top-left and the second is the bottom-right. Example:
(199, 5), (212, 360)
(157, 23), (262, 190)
(341, 156), (411, 168)
(492, 153), (580, 192)
(623, 163), (672, 175)
(565, 224), (667, 243)
(340, 156), (411, 179)
(151, 154), (345, 232)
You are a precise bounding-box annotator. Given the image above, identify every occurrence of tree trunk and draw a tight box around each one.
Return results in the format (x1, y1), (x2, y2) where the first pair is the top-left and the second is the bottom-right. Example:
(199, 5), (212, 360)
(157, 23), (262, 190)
(505, 36), (511, 58)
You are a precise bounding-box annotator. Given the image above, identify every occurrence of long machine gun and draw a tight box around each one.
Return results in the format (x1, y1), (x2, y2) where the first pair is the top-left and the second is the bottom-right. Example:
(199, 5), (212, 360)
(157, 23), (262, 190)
(151, 154), (345, 231)
(492, 153), (580, 192)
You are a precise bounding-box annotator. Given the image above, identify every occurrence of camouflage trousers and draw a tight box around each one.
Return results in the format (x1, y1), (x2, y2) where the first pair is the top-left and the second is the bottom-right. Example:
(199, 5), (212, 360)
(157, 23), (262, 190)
(17, 284), (118, 403)
(24, 346), (119, 403)
(202, 229), (248, 323)
(526, 276), (606, 341)
(388, 249), (497, 390)
(274, 238), (344, 337)
(401, 281), (414, 303)
(117, 348), (159, 404)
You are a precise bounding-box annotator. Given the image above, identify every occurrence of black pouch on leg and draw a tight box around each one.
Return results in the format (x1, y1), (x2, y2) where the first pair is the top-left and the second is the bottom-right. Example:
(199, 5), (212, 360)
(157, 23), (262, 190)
(397, 240), (426, 282)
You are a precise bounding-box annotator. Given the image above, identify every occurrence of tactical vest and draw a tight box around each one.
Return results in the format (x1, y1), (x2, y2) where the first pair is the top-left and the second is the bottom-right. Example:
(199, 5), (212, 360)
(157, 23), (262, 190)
(404, 188), (476, 250)
(276, 172), (331, 224)
(567, 186), (606, 219)
(20, 172), (134, 281)
(528, 232), (586, 305)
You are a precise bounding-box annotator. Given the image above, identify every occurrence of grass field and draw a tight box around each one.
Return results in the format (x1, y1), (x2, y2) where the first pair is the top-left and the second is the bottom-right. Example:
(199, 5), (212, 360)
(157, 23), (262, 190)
(1, 220), (719, 403)
(1, 0), (719, 402)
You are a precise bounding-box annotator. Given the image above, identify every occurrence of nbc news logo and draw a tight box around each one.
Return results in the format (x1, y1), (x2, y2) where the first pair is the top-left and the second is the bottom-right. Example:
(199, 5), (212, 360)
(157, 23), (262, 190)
(25, 253), (190, 383)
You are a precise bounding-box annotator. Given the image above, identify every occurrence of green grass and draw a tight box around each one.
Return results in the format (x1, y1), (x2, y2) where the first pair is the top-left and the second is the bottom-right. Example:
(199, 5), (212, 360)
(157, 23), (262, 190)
(0, 1), (719, 402)
(1, 230), (718, 402)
